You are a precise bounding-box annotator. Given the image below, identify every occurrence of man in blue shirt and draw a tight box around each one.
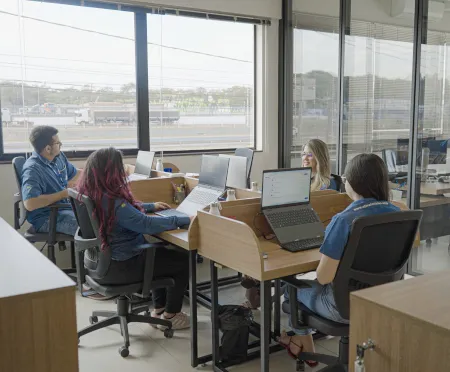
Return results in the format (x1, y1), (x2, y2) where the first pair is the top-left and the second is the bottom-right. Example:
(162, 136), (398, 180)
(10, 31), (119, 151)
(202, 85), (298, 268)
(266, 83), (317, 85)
(21, 126), (80, 236)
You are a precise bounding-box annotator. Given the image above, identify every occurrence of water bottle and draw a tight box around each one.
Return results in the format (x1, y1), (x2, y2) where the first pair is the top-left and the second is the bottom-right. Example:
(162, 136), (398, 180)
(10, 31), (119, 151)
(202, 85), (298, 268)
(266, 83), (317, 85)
(226, 189), (236, 201)
(155, 158), (163, 172)
(251, 182), (258, 191)
(209, 201), (221, 216)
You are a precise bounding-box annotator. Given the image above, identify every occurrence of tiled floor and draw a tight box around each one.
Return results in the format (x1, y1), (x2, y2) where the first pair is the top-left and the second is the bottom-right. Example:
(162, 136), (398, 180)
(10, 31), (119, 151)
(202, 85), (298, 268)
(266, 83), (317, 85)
(76, 261), (340, 372)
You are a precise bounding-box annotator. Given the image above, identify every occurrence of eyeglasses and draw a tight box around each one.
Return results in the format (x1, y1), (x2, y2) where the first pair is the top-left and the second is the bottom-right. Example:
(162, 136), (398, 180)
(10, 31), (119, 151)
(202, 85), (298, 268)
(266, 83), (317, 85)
(301, 152), (314, 158)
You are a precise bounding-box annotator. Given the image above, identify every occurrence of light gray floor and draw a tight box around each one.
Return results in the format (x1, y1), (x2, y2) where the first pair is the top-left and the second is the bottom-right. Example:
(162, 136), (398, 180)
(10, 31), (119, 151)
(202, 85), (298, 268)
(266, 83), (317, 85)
(412, 238), (450, 274)
(76, 261), (340, 372)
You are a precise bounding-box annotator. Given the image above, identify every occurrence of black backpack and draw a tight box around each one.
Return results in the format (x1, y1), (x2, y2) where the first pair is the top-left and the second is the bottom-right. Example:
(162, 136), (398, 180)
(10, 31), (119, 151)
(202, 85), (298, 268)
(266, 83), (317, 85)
(216, 305), (253, 364)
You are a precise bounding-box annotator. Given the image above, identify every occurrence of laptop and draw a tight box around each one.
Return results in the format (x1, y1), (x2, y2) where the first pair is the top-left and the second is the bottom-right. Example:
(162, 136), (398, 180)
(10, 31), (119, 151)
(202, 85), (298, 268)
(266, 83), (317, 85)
(156, 155), (230, 218)
(219, 154), (248, 189)
(261, 168), (325, 253)
(128, 151), (155, 181)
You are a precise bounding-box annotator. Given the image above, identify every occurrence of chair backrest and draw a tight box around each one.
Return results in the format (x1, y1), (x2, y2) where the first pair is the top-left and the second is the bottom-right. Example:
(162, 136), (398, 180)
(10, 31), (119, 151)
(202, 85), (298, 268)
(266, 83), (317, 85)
(235, 148), (254, 188)
(332, 210), (422, 320)
(381, 149), (397, 173)
(330, 174), (342, 192)
(68, 189), (111, 279)
(12, 156), (27, 228)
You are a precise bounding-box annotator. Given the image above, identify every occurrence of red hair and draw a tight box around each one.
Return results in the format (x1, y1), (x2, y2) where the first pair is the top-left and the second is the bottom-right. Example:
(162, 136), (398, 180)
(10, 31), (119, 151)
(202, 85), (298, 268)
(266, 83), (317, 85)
(76, 147), (143, 251)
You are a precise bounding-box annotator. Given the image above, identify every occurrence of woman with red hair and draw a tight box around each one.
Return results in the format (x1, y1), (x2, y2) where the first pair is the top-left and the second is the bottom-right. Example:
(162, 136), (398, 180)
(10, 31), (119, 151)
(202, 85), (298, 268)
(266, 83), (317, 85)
(77, 147), (192, 330)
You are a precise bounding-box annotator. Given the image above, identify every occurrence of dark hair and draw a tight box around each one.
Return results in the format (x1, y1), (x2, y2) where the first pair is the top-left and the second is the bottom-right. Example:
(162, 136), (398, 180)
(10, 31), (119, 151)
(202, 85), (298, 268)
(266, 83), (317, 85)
(76, 147), (143, 251)
(345, 153), (390, 201)
(29, 125), (58, 153)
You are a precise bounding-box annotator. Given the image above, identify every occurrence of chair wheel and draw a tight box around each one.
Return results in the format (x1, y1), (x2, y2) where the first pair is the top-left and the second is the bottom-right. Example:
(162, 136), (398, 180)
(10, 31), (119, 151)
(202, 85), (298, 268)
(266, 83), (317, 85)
(89, 316), (98, 324)
(296, 360), (305, 372)
(119, 346), (129, 358)
(197, 255), (203, 264)
(164, 328), (174, 338)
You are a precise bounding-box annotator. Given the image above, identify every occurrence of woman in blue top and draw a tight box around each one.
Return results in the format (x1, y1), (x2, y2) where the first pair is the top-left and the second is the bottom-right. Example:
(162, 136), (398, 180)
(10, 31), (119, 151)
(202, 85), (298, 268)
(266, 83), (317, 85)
(77, 147), (193, 330)
(279, 153), (400, 361)
(302, 139), (338, 191)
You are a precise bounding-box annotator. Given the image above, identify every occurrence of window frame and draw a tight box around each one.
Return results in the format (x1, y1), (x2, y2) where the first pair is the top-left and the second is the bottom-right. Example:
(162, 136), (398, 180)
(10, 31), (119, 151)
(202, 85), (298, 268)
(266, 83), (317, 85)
(0, 1), (259, 162)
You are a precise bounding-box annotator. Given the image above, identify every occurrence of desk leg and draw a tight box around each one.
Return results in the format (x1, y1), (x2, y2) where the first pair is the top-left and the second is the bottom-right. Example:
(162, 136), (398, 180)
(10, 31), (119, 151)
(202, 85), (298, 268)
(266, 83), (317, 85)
(261, 280), (271, 372)
(274, 279), (281, 338)
(210, 260), (220, 369)
(189, 250), (198, 368)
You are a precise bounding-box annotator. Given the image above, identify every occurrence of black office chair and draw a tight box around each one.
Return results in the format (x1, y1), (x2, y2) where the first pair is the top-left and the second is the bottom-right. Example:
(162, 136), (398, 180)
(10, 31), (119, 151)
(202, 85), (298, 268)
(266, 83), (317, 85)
(235, 148), (254, 188)
(282, 210), (422, 371)
(12, 156), (76, 273)
(330, 174), (343, 192)
(68, 189), (176, 357)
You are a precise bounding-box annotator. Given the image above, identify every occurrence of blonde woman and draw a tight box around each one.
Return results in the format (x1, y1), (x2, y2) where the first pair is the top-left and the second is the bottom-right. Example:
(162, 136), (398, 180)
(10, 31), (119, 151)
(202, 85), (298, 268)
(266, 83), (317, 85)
(302, 139), (338, 191)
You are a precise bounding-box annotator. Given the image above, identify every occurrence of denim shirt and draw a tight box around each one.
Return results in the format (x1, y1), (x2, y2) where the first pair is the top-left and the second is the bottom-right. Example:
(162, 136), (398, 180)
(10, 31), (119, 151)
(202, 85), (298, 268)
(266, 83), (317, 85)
(320, 198), (401, 260)
(21, 151), (77, 230)
(105, 199), (191, 261)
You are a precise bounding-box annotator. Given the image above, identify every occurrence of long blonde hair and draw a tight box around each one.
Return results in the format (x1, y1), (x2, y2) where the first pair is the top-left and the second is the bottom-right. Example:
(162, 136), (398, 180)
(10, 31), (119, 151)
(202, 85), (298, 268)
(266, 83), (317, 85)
(304, 139), (331, 191)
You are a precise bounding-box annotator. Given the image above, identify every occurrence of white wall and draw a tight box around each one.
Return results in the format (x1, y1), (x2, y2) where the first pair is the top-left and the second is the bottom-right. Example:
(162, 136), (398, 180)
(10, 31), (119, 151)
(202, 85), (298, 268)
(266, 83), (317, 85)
(100, 0), (282, 19)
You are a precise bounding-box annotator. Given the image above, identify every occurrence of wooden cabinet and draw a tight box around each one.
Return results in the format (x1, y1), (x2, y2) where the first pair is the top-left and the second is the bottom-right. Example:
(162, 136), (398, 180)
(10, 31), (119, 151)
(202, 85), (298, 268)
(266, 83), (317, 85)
(0, 218), (78, 372)
(350, 271), (450, 372)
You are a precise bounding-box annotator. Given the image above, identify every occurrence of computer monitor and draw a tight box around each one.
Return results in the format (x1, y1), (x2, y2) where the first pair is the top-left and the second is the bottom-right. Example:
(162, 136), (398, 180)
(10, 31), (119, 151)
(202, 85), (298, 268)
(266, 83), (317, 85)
(396, 137), (436, 166)
(198, 155), (229, 189)
(261, 168), (312, 209)
(427, 139), (447, 164)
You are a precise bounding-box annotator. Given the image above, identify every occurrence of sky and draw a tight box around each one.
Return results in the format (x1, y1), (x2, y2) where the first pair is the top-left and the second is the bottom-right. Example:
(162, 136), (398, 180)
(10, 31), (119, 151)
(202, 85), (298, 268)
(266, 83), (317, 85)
(0, 0), (254, 91)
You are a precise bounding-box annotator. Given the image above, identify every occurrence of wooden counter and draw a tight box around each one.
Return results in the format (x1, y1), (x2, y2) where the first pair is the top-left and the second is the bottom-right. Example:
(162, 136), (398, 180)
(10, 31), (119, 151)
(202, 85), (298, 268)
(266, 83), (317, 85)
(0, 218), (78, 372)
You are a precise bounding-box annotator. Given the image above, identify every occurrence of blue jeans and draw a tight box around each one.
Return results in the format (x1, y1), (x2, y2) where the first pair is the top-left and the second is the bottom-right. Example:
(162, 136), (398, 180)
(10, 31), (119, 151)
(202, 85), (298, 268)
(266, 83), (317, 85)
(36, 209), (78, 236)
(284, 280), (349, 336)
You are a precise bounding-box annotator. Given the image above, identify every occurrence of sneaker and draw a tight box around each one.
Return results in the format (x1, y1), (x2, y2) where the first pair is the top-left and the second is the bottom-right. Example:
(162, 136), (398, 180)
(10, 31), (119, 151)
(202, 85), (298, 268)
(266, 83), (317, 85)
(158, 312), (190, 330)
(149, 310), (163, 329)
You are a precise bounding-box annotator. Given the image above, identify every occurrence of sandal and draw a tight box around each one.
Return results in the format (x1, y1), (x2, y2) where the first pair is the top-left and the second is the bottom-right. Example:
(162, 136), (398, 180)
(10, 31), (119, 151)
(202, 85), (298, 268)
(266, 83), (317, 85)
(278, 331), (319, 368)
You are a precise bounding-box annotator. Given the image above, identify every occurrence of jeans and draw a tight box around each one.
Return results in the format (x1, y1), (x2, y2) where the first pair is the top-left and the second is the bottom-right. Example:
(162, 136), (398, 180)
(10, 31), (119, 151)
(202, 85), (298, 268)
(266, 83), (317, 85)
(96, 246), (189, 314)
(36, 209), (78, 236)
(284, 280), (349, 336)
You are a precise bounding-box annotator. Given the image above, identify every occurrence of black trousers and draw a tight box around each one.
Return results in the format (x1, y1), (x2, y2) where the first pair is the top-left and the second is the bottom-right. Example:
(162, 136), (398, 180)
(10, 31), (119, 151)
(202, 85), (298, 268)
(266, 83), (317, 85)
(97, 246), (189, 314)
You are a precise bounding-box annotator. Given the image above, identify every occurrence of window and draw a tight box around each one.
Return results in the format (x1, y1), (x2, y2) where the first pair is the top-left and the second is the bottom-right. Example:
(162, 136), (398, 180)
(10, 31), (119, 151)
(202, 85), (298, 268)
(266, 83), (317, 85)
(146, 13), (255, 152)
(291, 12), (339, 172)
(0, 1), (137, 154)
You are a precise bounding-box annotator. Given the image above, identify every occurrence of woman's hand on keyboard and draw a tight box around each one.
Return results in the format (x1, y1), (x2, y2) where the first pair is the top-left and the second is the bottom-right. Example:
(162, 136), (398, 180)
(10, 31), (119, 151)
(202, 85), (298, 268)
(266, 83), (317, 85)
(154, 202), (171, 211)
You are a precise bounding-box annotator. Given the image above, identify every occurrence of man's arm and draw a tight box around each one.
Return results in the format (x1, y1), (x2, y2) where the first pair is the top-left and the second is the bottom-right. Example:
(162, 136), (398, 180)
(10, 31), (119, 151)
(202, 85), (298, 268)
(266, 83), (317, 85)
(24, 189), (69, 212)
(67, 169), (82, 188)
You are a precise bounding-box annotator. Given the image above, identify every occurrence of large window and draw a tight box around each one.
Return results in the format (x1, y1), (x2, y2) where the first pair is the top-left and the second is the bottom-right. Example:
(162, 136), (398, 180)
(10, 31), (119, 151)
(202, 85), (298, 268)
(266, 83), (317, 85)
(291, 12), (339, 171)
(0, 1), (137, 154)
(146, 13), (255, 152)
(0, 1), (257, 157)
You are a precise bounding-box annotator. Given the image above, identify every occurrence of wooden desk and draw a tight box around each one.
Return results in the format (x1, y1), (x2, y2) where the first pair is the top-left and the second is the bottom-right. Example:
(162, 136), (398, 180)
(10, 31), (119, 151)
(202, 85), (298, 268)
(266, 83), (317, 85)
(0, 218), (78, 372)
(398, 181), (450, 196)
(350, 271), (450, 372)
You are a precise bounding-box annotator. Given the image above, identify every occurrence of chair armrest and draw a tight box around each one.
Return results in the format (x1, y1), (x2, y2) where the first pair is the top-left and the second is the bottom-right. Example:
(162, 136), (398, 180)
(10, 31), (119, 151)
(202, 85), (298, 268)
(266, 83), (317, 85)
(49, 202), (72, 210)
(282, 276), (315, 289)
(73, 228), (99, 293)
(14, 192), (21, 203)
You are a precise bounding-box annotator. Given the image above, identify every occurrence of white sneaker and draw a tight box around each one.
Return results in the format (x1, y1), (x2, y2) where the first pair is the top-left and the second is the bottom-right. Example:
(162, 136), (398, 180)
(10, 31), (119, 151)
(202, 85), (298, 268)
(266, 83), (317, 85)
(158, 312), (190, 330)
(149, 310), (162, 329)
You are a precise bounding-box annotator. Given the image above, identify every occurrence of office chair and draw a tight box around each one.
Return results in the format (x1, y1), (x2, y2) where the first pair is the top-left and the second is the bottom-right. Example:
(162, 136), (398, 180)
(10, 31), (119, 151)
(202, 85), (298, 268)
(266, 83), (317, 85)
(235, 148), (254, 188)
(12, 156), (76, 273)
(282, 210), (422, 371)
(68, 189), (176, 357)
(330, 174), (343, 192)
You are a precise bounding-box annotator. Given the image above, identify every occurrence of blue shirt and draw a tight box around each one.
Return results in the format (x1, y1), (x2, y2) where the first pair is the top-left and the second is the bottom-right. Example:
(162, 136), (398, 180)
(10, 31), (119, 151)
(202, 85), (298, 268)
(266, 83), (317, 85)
(106, 199), (191, 261)
(320, 198), (400, 260)
(319, 178), (338, 191)
(21, 151), (77, 230)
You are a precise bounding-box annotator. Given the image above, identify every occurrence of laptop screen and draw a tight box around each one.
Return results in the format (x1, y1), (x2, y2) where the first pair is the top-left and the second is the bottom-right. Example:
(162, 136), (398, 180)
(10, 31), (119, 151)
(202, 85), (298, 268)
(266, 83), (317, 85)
(262, 168), (312, 209)
(199, 155), (230, 189)
(134, 151), (155, 176)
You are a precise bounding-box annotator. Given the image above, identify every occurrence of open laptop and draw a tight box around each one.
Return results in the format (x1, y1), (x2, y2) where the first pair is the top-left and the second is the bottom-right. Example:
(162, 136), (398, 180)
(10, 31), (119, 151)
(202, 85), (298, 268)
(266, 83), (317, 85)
(219, 154), (248, 189)
(262, 168), (325, 253)
(156, 155), (230, 217)
(128, 151), (155, 181)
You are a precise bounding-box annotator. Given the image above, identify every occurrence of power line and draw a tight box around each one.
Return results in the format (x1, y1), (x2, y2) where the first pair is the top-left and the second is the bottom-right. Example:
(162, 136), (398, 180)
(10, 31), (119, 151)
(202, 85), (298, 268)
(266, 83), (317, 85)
(0, 9), (252, 63)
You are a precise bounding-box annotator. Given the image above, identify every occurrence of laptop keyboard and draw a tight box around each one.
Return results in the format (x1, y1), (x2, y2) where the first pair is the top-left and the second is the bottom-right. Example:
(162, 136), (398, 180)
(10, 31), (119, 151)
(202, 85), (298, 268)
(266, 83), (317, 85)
(187, 188), (221, 205)
(268, 208), (319, 229)
(156, 209), (190, 219)
(282, 237), (323, 253)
